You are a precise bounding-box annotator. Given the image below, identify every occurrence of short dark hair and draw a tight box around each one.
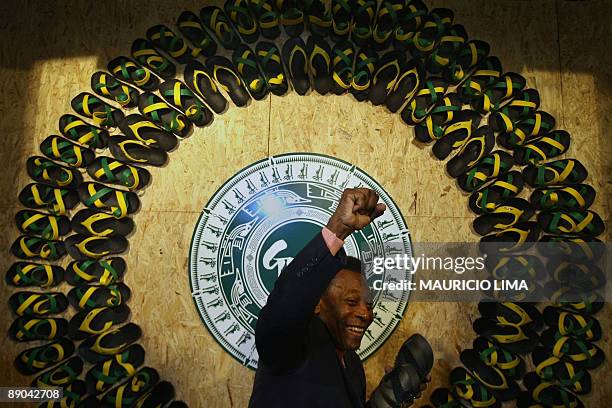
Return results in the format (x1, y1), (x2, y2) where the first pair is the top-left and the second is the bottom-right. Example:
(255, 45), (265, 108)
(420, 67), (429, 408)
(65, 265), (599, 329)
(343, 256), (363, 274)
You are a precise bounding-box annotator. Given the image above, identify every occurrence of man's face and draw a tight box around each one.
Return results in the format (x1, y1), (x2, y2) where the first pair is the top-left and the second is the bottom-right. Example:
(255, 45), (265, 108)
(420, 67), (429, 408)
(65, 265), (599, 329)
(316, 269), (374, 351)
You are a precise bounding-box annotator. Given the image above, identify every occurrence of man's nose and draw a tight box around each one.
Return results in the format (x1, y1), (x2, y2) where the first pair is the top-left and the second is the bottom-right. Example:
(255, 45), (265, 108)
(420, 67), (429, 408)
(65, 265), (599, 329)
(355, 302), (372, 321)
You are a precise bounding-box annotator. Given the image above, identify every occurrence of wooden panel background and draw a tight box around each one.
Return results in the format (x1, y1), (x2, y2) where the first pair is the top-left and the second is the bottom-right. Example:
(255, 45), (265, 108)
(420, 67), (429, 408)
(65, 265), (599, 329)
(0, 0), (610, 406)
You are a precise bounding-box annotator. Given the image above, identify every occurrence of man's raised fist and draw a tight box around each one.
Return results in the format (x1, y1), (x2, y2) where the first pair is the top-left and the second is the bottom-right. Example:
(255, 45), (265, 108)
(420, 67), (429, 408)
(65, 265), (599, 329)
(326, 188), (386, 240)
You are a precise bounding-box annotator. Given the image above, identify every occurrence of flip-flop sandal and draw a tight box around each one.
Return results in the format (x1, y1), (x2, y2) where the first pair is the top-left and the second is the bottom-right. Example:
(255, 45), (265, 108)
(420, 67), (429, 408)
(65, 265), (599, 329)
(183, 60), (228, 114)
(531, 347), (591, 395)
(473, 72), (526, 114)
(307, 35), (333, 95)
(547, 282), (604, 316)
(147, 25), (194, 64)
(47, 379), (88, 407)
(138, 92), (193, 138)
(108, 134), (168, 167)
(542, 307), (601, 342)
(158, 79), (213, 127)
(468, 170), (524, 214)
(369, 50), (407, 105)
(369, 363), (421, 408)
(9, 316), (68, 342)
(472, 317), (539, 354)
(277, 0), (304, 38)
(118, 114), (178, 150)
(531, 184), (595, 212)
(281, 36), (310, 95)
(303, 0), (332, 38)
(10, 235), (66, 261)
(330, 40), (355, 95)
(9, 291), (68, 317)
(14, 337), (75, 375)
(478, 301), (542, 329)
(134, 381), (175, 408)
(101, 367), (159, 408)
(68, 283), (131, 310)
(131, 38), (177, 79)
(330, 0), (351, 42)
(432, 109), (482, 160)
(32, 356), (83, 387)
(521, 372), (584, 408)
(402, 77), (450, 124)
(68, 304), (131, 340)
(91, 71), (140, 109)
(85, 343), (145, 395)
(71, 93), (124, 129)
(248, 0), (281, 39)
(479, 222), (541, 255)
(457, 150), (514, 192)
(538, 210), (604, 237)
(392, 0), (428, 51)
(206, 55), (252, 107)
(472, 198), (534, 236)
(5, 262), (64, 288)
(77, 182), (140, 218)
(86, 157), (150, 192)
(394, 333), (434, 380)
(425, 24), (468, 75)
(256, 41), (289, 96)
(385, 59), (424, 113)
(59, 114), (109, 149)
(66, 257), (126, 287)
(539, 235), (604, 264)
(523, 159), (588, 188)
(497, 111), (556, 150)
(446, 125), (495, 176)
(540, 330), (605, 370)
(350, 46), (378, 101)
(489, 89), (541, 132)
(460, 349), (521, 401)
(548, 259), (605, 291)
(18, 183), (79, 215)
(231, 44), (268, 101)
(71, 209), (135, 237)
(79, 323), (142, 364)
(351, 0), (377, 47)
(514, 130), (571, 165)
(16, 209), (70, 240)
(484, 254), (544, 282)
(442, 40), (491, 85)
(26, 156), (82, 189)
(413, 92), (462, 143)
(430, 388), (468, 408)
(372, 0), (405, 50)
(409, 8), (454, 58)
(224, 0), (259, 43)
(65, 234), (129, 261)
(456, 56), (503, 104)
(450, 367), (501, 408)
(472, 336), (526, 381)
(176, 11), (218, 58)
(200, 6), (242, 50)
(108, 56), (160, 91)
(40, 135), (95, 168)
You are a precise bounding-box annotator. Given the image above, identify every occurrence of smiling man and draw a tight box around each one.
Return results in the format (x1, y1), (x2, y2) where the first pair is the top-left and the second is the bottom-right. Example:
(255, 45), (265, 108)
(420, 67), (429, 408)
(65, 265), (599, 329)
(248, 188), (385, 408)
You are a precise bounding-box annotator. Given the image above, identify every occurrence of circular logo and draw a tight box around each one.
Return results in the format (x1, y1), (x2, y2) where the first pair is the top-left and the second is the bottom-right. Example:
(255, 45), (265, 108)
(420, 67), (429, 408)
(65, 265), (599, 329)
(189, 153), (413, 369)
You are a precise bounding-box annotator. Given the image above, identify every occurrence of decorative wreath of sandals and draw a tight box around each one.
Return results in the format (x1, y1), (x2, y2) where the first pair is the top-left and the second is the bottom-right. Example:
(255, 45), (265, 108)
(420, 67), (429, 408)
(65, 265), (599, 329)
(6, 1), (605, 407)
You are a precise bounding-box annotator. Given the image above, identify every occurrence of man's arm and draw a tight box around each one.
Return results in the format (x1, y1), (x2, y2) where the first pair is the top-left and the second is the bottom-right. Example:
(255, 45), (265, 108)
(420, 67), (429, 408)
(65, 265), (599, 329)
(255, 188), (386, 370)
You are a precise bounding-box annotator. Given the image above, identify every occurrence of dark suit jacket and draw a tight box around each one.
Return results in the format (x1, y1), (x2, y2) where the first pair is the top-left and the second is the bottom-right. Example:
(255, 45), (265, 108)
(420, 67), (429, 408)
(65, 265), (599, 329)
(248, 232), (366, 408)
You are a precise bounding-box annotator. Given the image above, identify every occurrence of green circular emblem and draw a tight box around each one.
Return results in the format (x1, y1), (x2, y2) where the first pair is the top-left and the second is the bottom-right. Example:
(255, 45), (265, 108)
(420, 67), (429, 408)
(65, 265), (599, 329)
(189, 153), (413, 369)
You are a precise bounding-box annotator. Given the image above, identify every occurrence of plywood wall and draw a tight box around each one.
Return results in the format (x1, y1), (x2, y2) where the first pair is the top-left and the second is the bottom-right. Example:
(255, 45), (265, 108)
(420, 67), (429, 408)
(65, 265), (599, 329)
(0, 0), (610, 407)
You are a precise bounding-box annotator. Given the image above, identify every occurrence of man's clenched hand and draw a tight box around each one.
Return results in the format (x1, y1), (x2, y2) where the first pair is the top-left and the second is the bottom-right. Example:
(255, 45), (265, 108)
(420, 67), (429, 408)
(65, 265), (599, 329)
(326, 188), (386, 240)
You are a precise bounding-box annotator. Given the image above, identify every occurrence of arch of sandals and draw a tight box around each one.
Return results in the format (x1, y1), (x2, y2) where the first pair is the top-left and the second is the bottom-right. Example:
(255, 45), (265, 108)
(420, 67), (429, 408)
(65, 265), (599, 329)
(6, 1), (605, 407)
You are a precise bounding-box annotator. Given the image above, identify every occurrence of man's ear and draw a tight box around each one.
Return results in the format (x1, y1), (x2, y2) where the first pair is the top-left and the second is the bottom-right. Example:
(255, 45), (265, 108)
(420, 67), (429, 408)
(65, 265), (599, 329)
(314, 299), (322, 315)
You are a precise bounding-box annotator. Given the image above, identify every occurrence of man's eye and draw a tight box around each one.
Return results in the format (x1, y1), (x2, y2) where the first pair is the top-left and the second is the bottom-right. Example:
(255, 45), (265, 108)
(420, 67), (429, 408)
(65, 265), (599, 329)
(346, 299), (357, 306)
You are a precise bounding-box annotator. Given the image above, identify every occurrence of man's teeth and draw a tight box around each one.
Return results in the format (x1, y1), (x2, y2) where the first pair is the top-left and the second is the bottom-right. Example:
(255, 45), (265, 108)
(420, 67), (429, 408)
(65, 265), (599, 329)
(347, 326), (365, 334)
